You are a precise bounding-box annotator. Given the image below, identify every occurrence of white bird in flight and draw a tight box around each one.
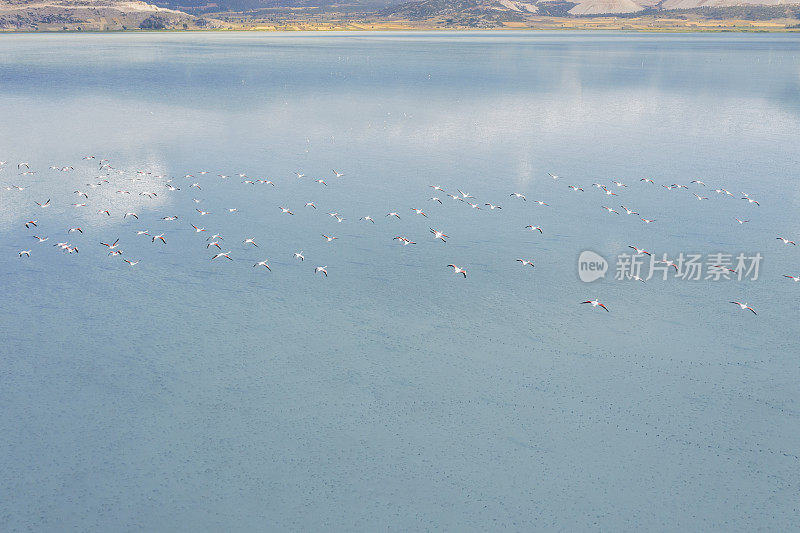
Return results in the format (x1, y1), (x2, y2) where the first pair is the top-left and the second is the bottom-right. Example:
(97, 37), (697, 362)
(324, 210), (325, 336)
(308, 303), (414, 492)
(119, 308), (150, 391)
(581, 299), (609, 312)
(430, 228), (447, 242)
(393, 236), (416, 246)
(742, 197), (760, 206)
(730, 301), (757, 315)
(446, 264), (467, 277)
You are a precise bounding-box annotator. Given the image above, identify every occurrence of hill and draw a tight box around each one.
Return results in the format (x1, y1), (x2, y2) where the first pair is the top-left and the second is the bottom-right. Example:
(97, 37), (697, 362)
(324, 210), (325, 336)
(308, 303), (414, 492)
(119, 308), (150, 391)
(380, 0), (800, 18)
(0, 0), (221, 29)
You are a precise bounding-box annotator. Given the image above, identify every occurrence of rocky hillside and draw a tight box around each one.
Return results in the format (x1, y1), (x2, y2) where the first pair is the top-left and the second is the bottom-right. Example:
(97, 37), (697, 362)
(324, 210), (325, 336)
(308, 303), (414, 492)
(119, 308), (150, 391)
(381, 0), (800, 17)
(0, 0), (220, 29)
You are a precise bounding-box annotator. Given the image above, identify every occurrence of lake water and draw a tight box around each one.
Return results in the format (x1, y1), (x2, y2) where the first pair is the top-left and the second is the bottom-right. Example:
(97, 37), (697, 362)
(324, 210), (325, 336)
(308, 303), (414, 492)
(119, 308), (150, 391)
(1, 32), (799, 530)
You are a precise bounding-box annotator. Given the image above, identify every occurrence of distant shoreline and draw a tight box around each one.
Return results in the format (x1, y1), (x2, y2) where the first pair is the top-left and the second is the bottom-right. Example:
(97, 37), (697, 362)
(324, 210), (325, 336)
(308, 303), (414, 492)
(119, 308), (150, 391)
(2, 26), (800, 33)
(4, 0), (800, 33)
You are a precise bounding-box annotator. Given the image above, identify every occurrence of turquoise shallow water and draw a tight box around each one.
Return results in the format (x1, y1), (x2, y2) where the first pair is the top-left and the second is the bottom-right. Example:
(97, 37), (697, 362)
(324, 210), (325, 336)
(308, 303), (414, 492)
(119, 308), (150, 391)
(0, 32), (799, 530)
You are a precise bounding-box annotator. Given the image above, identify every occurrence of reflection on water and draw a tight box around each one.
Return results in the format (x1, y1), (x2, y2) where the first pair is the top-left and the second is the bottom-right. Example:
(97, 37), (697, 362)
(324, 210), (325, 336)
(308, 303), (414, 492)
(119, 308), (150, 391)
(0, 32), (799, 530)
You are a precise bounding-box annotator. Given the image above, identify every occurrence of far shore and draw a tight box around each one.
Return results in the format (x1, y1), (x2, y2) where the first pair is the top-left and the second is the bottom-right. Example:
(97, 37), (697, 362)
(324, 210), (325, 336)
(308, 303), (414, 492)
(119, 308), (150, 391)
(2, 22), (800, 33)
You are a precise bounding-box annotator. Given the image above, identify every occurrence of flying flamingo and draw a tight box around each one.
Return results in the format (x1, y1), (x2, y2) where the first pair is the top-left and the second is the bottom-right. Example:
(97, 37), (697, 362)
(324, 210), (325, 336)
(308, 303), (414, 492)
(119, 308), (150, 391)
(446, 264), (467, 278)
(430, 228), (447, 242)
(581, 299), (609, 312)
(730, 301), (757, 315)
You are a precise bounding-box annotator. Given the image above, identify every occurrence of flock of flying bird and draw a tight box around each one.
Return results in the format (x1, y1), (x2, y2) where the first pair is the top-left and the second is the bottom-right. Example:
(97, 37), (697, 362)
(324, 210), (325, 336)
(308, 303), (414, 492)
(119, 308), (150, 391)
(3, 158), (794, 317)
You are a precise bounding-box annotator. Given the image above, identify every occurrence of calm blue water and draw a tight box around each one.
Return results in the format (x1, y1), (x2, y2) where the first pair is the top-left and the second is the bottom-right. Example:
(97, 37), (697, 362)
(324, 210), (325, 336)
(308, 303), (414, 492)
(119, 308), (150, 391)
(1, 32), (799, 530)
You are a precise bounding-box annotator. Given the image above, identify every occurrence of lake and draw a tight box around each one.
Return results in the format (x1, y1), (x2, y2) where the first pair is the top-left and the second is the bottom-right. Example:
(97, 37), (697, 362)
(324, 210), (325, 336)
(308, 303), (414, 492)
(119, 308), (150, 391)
(0, 31), (799, 530)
